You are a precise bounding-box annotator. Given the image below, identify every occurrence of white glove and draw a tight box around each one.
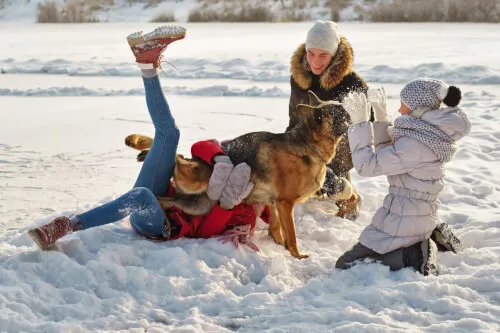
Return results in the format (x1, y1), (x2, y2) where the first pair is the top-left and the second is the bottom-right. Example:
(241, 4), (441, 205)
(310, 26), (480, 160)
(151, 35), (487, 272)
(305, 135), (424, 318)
(342, 92), (371, 124)
(368, 87), (390, 122)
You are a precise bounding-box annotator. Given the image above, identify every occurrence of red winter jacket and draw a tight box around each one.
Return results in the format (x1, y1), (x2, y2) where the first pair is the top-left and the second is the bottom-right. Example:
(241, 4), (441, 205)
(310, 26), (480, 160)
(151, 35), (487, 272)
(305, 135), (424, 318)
(160, 140), (269, 240)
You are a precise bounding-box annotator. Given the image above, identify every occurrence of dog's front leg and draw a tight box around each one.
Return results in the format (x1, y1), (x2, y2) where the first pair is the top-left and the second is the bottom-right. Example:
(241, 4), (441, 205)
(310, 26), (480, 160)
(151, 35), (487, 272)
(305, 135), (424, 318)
(268, 203), (284, 246)
(276, 200), (308, 259)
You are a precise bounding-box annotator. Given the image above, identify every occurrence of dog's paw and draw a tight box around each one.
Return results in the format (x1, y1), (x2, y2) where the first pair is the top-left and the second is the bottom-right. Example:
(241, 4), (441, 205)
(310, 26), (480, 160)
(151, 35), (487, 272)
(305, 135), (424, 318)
(137, 150), (149, 162)
(284, 241), (309, 259)
(289, 248), (309, 259)
(125, 134), (153, 151)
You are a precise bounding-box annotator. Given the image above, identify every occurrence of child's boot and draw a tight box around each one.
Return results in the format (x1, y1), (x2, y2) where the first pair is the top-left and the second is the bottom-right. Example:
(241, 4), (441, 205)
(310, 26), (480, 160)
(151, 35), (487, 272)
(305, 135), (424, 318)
(28, 217), (74, 250)
(431, 222), (463, 253)
(420, 238), (439, 276)
(403, 238), (439, 276)
(127, 25), (186, 69)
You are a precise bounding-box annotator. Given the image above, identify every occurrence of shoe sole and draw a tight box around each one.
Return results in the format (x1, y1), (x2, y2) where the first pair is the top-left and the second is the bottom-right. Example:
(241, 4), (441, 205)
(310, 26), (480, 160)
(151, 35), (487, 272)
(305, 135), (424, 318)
(436, 223), (463, 253)
(127, 25), (186, 46)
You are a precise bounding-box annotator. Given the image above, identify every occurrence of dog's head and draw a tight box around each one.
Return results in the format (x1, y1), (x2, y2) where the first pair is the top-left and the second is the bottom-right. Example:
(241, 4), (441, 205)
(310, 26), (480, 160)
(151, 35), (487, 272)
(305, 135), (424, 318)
(173, 155), (212, 194)
(296, 91), (350, 139)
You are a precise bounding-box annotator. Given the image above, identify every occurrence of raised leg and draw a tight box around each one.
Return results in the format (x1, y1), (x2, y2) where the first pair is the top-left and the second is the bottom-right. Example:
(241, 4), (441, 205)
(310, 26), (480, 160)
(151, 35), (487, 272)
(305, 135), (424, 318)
(128, 26), (186, 196)
(133, 75), (180, 196)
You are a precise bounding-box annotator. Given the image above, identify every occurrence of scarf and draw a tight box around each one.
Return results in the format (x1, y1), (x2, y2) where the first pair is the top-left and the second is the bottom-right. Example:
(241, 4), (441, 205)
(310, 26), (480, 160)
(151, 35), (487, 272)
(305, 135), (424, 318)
(388, 115), (457, 163)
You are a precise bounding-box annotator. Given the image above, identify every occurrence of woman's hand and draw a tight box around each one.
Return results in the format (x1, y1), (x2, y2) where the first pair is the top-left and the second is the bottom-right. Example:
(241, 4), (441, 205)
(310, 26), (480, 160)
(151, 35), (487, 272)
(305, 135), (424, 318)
(342, 92), (371, 124)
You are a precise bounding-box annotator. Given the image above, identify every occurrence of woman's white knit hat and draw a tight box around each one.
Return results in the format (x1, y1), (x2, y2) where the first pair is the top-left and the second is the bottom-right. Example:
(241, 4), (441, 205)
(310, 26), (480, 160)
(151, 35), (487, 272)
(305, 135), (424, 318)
(306, 20), (341, 56)
(400, 78), (449, 117)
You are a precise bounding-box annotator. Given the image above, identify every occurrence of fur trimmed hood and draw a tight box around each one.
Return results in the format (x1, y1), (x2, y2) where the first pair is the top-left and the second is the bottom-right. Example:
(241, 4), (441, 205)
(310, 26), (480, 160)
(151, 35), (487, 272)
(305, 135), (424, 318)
(291, 37), (354, 90)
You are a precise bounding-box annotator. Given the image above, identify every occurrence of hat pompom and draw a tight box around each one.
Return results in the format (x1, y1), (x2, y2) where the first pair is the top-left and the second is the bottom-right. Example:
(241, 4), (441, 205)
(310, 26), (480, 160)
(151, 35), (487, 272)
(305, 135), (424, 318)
(443, 86), (461, 107)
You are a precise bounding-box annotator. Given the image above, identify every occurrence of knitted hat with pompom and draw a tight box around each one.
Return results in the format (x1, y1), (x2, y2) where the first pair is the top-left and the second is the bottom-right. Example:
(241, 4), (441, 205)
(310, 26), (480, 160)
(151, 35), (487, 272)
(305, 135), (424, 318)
(400, 78), (462, 118)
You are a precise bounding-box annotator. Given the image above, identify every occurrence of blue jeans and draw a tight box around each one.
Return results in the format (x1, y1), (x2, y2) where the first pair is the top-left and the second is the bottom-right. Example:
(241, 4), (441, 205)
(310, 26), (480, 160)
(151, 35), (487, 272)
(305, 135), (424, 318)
(77, 75), (180, 237)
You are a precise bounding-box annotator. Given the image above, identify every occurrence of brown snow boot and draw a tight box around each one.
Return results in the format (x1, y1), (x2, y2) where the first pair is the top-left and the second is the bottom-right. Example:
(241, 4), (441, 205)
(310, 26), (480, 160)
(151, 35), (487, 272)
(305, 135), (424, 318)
(28, 216), (73, 250)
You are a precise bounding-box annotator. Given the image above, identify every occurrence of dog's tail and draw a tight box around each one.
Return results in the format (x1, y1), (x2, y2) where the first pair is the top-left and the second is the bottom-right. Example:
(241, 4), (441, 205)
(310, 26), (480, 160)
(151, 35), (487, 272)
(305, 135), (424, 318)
(125, 134), (153, 151)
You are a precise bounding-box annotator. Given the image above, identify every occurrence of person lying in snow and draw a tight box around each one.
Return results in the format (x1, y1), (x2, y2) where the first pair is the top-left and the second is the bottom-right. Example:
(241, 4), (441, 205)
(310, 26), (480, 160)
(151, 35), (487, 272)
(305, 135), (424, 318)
(336, 78), (470, 275)
(28, 25), (269, 251)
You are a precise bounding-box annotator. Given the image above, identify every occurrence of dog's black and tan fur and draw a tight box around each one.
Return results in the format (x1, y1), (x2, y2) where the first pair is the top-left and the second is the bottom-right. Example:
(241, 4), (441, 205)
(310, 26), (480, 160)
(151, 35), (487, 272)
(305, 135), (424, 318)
(125, 91), (350, 258)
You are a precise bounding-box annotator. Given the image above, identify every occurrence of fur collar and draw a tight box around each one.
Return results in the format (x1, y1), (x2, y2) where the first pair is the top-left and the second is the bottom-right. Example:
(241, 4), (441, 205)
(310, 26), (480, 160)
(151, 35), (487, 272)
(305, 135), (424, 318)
(290, 37), (354, 90)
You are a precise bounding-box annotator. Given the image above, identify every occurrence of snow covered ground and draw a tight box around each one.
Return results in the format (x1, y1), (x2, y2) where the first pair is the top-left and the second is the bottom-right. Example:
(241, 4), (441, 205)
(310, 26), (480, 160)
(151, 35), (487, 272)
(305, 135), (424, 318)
(0, 22), (499, 332)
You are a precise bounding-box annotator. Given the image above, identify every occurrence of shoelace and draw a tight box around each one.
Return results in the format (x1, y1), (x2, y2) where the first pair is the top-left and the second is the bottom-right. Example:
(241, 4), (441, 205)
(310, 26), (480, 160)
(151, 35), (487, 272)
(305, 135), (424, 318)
(158, 58), (178, 76)
(44, 217), (71, 243)
(217, 224), (259, 252)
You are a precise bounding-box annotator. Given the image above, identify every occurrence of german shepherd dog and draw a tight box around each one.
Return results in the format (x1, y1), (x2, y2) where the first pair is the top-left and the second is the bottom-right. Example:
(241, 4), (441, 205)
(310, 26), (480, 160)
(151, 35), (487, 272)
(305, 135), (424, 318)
(125, 91), (350, 258)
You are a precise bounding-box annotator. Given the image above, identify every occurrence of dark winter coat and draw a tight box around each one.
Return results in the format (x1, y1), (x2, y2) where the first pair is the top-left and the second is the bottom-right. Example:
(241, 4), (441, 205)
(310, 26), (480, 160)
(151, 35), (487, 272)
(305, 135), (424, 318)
(288, 38), (368, 178)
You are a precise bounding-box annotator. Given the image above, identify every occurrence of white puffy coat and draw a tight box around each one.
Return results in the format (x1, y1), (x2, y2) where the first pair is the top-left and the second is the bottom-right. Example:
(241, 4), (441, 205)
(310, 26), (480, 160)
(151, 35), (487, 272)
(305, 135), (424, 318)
(348, 107), (471, 254)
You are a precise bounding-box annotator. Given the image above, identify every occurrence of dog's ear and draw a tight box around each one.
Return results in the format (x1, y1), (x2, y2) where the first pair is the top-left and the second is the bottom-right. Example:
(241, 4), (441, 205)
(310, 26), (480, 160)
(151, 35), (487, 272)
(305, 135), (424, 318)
(307, 90), (322, 107)
(297, 104), (314, 117)
(175, 154), (186, 163)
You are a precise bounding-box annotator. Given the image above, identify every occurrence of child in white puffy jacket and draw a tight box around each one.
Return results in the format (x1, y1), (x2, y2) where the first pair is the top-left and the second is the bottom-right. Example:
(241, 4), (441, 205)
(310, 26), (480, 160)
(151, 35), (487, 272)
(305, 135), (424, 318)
(337, 78), (470, 275)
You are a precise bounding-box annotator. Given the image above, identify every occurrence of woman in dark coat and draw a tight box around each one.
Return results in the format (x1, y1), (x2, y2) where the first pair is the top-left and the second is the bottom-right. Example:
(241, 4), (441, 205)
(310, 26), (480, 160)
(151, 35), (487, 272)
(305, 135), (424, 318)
(287, 20), (369, 220)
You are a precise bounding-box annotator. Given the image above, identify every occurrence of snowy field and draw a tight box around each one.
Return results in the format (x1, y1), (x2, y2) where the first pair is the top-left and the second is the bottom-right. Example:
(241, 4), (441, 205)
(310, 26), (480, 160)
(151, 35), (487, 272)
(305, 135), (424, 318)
(0, 22), (499, 332)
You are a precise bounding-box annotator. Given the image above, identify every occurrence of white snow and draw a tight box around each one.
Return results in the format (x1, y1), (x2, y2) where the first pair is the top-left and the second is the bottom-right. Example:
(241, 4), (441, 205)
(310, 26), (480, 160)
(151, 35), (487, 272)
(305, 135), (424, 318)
(1, 22), (499, 332)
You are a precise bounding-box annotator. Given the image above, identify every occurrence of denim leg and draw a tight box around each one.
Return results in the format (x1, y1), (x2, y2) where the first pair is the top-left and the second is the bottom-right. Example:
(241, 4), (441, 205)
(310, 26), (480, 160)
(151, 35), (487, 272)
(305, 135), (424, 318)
(73, 76), (177, 238)
(76, 187), (166, 236)
(134, 75), (180, 197)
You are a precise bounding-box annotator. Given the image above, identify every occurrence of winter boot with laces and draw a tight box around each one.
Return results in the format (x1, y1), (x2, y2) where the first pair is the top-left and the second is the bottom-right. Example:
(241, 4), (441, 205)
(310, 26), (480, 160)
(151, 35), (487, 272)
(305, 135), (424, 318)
(28, 216), (74, 250)
(127, 25), (186, 69)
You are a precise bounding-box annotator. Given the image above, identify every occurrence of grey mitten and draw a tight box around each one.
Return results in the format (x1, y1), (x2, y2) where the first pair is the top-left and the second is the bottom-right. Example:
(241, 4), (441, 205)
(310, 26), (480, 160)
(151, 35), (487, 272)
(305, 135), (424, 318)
(207, 155), (234, 201)
(431, 222), (463, 253)
(219, 162), (254, 210)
